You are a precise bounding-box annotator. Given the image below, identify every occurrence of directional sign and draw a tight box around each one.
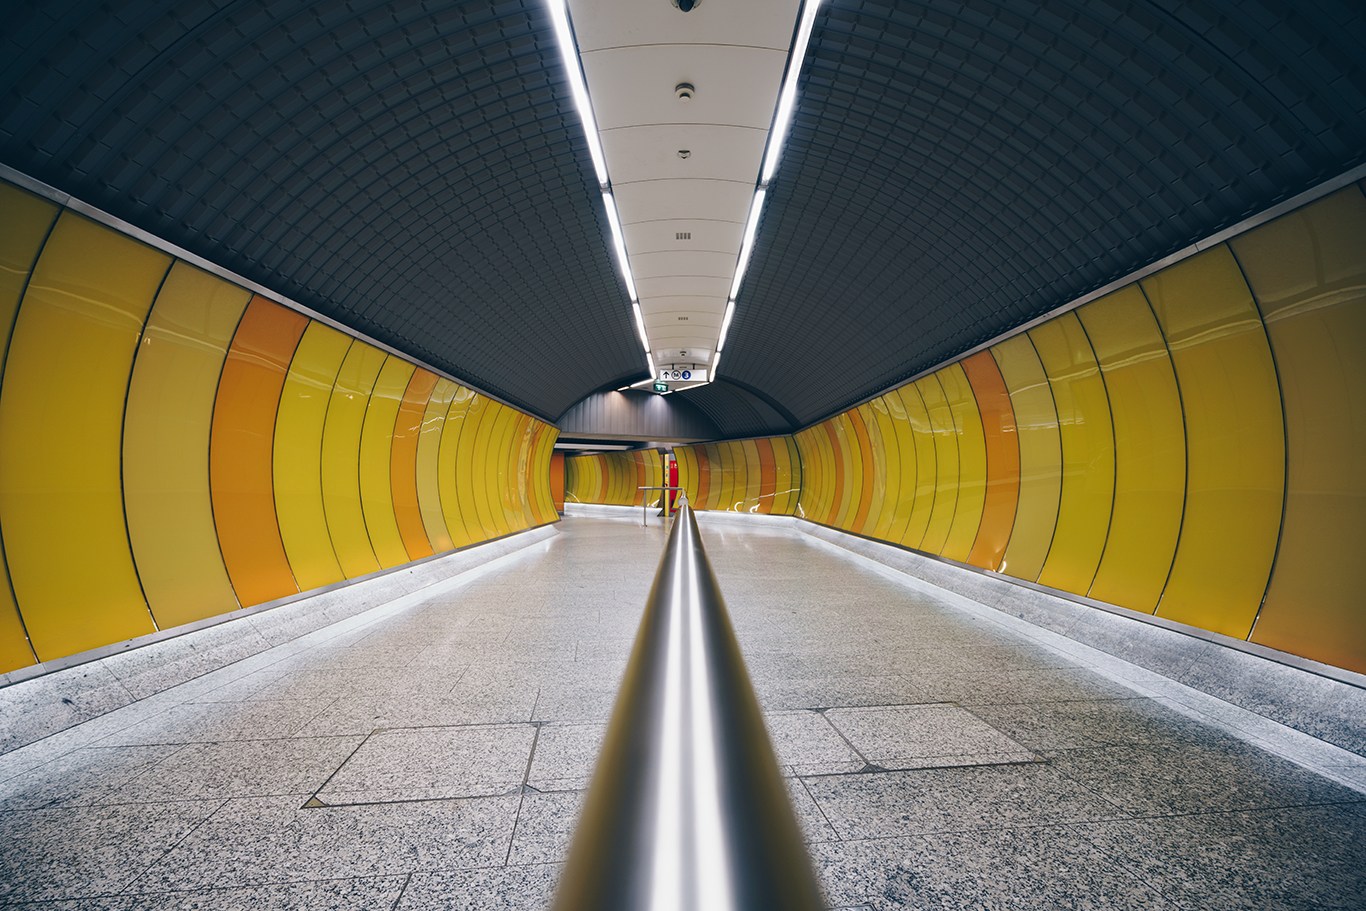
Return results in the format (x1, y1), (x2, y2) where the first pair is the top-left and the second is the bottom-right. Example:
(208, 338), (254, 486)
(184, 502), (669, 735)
(653, 382), (668, 393)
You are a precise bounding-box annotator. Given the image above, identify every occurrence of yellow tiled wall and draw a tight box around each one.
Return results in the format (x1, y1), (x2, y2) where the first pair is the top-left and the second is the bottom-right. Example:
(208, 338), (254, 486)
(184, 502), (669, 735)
(0, 179), (559, 672)
(564, 451), (664, 507)
(673, 185), (1366, 675)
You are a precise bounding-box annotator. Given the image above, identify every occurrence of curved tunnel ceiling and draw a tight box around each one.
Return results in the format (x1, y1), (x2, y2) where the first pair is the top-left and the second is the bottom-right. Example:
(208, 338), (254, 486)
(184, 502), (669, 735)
(3, 0), (1364, 438)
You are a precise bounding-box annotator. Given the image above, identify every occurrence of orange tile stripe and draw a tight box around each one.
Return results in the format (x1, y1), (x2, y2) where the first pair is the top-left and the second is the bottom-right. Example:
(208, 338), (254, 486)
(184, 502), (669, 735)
(209, 297), (307, 607)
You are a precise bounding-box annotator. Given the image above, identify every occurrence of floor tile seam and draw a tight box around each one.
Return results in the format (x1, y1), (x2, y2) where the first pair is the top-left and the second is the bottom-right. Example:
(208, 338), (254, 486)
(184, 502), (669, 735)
(503, 721), (543, 866)
(1066, 799), (1366, 825)
(67, 741), (195, 800)
(814, 817), (1133, 842)
(798, 775), (843, 842)
(306, 728), (382, 807)
(390, 872), (415, 909)
(113, 796), (232, 899)
(794, 527), (1366, 789)
(111, 872), (414, 898)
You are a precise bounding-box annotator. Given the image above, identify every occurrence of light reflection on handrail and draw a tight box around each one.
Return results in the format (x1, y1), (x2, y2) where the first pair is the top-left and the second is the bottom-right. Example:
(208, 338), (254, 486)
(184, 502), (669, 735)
(551, 500), (825, 911)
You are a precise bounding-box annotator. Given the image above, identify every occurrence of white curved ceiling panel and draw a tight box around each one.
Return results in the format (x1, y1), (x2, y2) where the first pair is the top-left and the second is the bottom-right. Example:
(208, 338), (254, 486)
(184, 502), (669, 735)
(568, 0), (802, 369)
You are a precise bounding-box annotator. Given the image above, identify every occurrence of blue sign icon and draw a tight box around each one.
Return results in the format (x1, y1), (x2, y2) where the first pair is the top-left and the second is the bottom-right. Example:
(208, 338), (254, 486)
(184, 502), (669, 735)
(681, 370), (691, 380)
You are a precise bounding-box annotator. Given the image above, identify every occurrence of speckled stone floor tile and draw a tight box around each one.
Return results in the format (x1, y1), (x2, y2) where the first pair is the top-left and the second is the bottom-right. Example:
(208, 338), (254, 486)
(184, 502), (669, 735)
(0, 744), (181, 810)
(120, 876), (408, 909)
(526, 723), (605, 792)
(3, 513), (1363, 911)
(109, 736), (363, 803)
(395, 864), (562, 910)
(1045, 739), (1363, 814)
(316, 725), (533, 804)
(507, 789), (583, 866)
(1070, 804), (1366, 910)
(131, 794), (519, 891)
(766, 709), (865, 775)
(824, 704), (1036, 769)
(811, 825), (1170, 910)
(0, 799), (223, 902)
(803, 764), (1129, 838)
(964, 696), (1213, 751)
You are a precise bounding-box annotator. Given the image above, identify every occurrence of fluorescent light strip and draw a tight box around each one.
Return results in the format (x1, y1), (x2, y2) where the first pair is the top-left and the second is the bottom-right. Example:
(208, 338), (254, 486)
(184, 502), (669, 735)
(647, 352), (658, 383)
(711, 348), (722, 379)
(761, 0), (823, 184)
(548, 0), (609, 187)
(632, 301), (650, 352)
(717, 300), (736, 351)
(728, 188), (767, 300)
(603, 192), (639, 302)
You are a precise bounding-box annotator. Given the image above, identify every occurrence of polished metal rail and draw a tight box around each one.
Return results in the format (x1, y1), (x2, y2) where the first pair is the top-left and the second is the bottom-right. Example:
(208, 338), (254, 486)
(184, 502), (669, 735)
(551, 501), (825, 911)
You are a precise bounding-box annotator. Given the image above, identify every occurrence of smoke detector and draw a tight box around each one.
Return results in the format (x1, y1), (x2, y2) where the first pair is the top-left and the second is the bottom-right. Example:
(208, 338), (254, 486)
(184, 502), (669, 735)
(675, 83), (695, 103)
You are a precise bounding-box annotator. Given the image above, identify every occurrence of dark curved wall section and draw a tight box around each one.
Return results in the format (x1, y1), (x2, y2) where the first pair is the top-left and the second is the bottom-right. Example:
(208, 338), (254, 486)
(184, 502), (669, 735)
(0, 176), (559, 673)
(673, 185), (1366, 676)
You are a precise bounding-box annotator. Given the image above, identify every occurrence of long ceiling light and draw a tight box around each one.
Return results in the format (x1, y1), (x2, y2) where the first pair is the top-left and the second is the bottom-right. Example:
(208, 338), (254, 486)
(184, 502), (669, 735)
(728, 188), (767, 301)
(548, 0), (608, 187)
(761, 0), (823, 184)
(717, 299), (736, 352)
(717, 0), (822, 379)
(632, 301), (650, 352)
(548, 0), (649, 362)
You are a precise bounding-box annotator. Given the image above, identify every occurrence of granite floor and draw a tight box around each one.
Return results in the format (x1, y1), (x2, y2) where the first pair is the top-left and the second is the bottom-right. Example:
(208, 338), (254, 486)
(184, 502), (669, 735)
(1, 510), (1364, 910)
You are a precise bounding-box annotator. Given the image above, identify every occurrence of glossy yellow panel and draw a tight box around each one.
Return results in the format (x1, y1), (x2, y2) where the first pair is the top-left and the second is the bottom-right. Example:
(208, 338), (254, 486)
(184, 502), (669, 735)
(865, 398), (899, 541)
(878, 390), (914, 544)
(784, 436), (804, 516)
(482, 404), (517, 536)
(676, 445), (698, 505)
(893, 384), (938, 550)
(846, 408), (875, 534)
(992, 334), (1062, 583)
(320, 340), (387, 578)
(124, 263), (248, 628)
(741, 438), (763, 512)
(210, 298), (306, 606)
(358, 355), (415, 568)
(711, 442), (735, 511)
(1078, 287), (1186, 611)
(534, 424), (560, 521)
(1144, 246), (1284, 638)
(438, 385), (475, 546)
(940, 362), (987, 562)
(0, 182), (59, 672)
(917, 374), (959, 554)
(810, 424), (835, 523)
(770, 436), (798, 516)
(0, 212), (169, 659)
(831, 414), (859, 529)
(416, 378), (457, 552)
(1031, 312), (1115, 596)
(792, 428), (821, 520)
(274, 321), (350, 591)
(563, 453), (582, 503)
(456, 394), (495, 539)
(506, 413), (534, 530)
(516, 415), (538, 527)
(1231, 188), (1366, 670)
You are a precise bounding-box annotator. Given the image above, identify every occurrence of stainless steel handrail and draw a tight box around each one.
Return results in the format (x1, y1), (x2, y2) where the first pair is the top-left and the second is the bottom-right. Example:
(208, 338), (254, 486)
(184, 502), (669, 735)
(551, 500), (825, 911)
